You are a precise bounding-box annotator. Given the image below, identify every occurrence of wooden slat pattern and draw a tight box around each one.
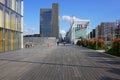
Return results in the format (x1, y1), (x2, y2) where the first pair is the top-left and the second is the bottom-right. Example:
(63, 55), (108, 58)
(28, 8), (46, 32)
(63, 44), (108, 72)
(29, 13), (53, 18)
(0, 44), (120, 80)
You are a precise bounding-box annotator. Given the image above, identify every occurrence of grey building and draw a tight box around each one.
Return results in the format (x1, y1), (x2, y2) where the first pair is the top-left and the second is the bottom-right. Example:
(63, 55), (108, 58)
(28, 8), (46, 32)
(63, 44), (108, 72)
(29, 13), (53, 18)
(90, 29), (96, 39)
(40, 3), (59, 38)
(100, 22), (115, 41)
(115, 20), (120, 38)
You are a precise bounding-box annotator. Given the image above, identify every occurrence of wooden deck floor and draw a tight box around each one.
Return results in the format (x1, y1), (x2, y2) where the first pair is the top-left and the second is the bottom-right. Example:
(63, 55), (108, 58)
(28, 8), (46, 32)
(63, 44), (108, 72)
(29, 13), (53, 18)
(0, 44), (120, 80)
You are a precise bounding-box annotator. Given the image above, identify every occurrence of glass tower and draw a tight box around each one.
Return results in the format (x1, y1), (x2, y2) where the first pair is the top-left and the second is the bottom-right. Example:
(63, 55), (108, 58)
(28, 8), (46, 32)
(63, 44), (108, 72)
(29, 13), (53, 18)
(40, 9), (52, 37)
(40, 3), (59, 38)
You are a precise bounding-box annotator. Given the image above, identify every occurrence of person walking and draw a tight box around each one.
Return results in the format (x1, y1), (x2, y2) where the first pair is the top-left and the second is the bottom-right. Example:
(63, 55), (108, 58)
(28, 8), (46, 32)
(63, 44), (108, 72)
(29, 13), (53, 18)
(57, 41), (59, 46)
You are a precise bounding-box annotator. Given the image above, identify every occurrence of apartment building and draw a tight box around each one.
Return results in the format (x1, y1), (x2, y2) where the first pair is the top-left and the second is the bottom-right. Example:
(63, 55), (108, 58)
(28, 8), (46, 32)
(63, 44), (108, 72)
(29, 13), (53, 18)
(100, 22), (115, 41)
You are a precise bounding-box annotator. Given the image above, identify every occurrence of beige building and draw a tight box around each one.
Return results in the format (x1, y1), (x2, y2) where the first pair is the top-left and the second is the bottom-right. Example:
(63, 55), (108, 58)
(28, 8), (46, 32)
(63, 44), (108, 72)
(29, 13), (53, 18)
(0, 0), (23, 53)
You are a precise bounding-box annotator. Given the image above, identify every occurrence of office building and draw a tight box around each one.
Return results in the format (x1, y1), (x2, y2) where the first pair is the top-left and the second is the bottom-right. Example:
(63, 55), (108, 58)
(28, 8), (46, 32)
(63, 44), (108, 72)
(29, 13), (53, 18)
(0, 0), (24, 53)
(40, 3), (59, 38)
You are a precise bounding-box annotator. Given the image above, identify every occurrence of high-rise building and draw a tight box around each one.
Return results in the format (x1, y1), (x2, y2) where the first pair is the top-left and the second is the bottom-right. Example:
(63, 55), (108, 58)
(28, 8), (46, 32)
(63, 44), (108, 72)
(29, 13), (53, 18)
(0, 0), (24, 53)
(40, 9), (52, 37)
(52, 3), (59, 38)
(40, 3), (59, 38)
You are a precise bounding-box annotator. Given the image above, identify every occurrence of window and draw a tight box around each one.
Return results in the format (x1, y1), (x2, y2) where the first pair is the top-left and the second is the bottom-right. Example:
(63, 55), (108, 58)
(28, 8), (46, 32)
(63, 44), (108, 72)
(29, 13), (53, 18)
(16, 0), (18, 12)
(5, 0), (10, 7)
(11, 0), (15, 10)
(17, 16), (21, 31)
(18, 32), (21, 48)
(5, 30), (9, 52)
(14, 32), (19, 50)
(16, 0), (21, 13)
(15, 15), (18, 30)
(10, 12), (15, 30)
(5, 9), (10, 29)
(0, 29), (3, 52)
(0, 0), (4, 4)
(0, 5), (3, 28)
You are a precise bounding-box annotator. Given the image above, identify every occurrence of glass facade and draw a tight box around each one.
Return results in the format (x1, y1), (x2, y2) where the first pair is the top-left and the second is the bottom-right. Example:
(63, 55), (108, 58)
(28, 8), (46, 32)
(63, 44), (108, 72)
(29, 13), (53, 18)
(0, 0), (23, 53)
(0, 5), (3, 27)
(75, 28), (87, 39)
(69, 19), (90, 44)
(0, 0), (4, 4)
(40, 9), (52, 37)
(74, 24), (88, 39)
(40, 3), (59, 38)
(0, 28), (3, 52)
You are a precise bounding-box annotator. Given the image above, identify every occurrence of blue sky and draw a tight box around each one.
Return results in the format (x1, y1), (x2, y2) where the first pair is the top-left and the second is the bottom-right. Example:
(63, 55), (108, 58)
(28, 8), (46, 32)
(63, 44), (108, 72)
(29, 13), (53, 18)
(24, 0), (120, 35)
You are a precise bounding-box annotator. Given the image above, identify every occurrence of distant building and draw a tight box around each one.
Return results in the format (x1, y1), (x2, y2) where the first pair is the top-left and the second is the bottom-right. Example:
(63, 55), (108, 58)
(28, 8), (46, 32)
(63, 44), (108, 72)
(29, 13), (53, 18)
(95, 25), (102, 39)
(95, 22), (116, 46)
(100, 22), (115, 41)
(90, 29), (96, 39)
(40, 9), (52, 37)
(40, 3), (59, 38)
(0, 0), (24, 53)
(114, 20), (120, 38)
(90, 32), (92, 38)
(66, 18), (90, 44)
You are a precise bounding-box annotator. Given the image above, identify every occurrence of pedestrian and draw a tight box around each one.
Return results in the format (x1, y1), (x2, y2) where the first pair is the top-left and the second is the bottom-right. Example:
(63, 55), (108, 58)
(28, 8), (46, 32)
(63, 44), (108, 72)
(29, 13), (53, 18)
(57, 41), (59, 46)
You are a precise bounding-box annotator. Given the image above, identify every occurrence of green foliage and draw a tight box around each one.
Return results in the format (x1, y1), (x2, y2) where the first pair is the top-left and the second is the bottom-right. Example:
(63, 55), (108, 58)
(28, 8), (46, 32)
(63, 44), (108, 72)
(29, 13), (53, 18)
(76, 38), (120, 57)
(107, 38), (120, 56)
(87, 39), (96, 49)
(76, 40), (82, 46)
(96, 38), (107, 50)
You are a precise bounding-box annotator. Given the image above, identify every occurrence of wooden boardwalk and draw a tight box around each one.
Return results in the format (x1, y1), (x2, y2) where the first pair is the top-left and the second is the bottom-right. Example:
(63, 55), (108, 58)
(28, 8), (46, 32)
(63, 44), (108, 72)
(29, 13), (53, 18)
(0, 44), (120, 80)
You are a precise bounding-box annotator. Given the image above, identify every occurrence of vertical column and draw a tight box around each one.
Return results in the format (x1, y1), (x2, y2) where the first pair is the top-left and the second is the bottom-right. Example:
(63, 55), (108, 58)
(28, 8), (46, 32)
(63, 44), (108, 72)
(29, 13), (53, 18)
(21, 0), (23, 48)
(21, 17), (23, 48)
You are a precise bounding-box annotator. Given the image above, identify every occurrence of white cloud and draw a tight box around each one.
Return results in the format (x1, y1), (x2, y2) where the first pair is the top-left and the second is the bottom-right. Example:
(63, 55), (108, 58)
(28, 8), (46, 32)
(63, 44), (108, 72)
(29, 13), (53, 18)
(60, 30), (66, 38)
(61, 15), (79, 22)
(23, 24), (35, 35)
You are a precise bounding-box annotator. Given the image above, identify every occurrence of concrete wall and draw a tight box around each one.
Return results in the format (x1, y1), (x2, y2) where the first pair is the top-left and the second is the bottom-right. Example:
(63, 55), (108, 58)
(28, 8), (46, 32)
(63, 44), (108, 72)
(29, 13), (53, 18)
(24, 37), (57, 47)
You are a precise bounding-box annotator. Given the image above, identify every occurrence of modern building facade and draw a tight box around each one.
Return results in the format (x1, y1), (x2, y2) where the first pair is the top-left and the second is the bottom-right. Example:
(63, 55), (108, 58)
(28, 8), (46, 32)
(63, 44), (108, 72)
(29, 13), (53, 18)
(66, 18), (90, 44)
(40, 9), (52, 37)
(0, 0), (24, 53)
(40, 3), (59, 38)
